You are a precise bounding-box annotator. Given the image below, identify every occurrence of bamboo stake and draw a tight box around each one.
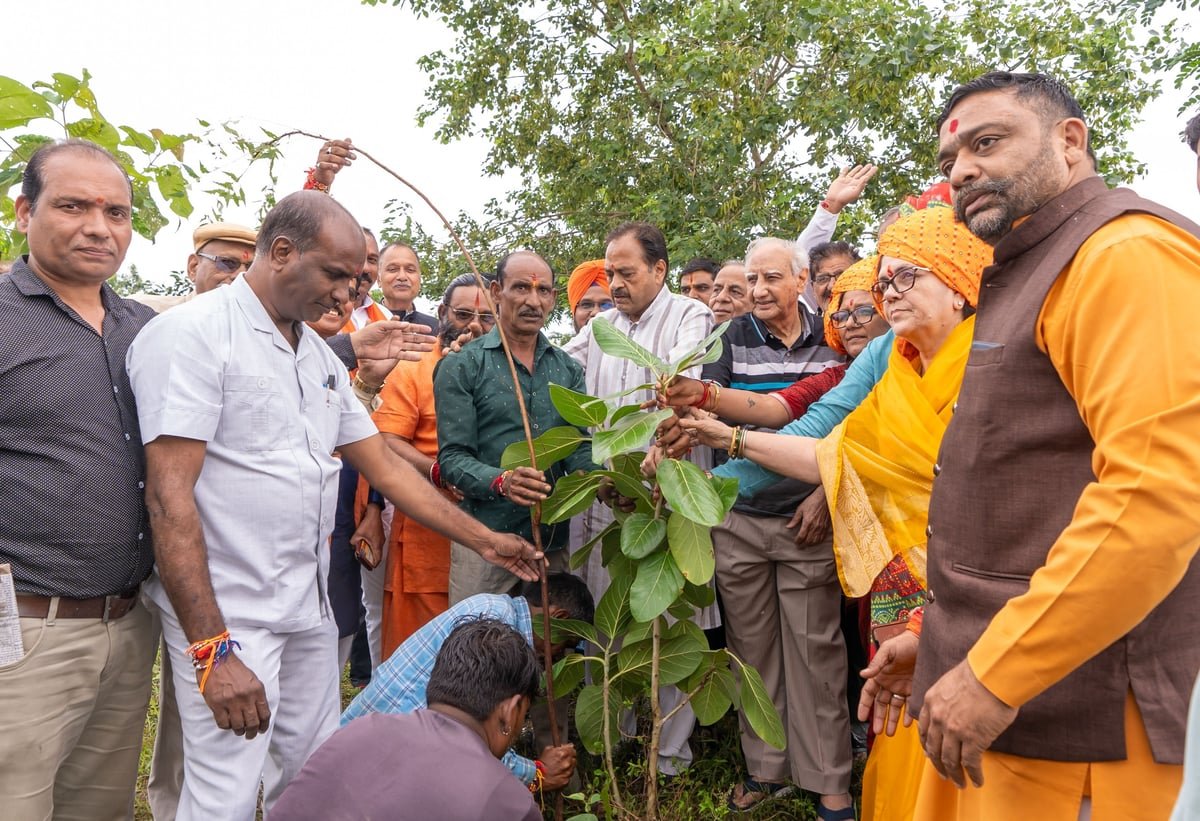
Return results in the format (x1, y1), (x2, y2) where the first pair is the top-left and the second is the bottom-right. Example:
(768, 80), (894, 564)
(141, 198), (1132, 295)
(268, 132), (564, 818)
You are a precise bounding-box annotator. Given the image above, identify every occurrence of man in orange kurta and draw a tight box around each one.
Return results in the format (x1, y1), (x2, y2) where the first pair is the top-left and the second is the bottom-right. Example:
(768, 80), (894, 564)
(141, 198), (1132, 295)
(907, 71), (1200, 820)
(372, 274), (494, 657)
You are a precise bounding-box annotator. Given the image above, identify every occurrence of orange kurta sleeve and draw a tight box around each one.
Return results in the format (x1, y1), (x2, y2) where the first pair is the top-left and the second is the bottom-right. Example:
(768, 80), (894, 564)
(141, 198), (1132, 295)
(967, 213), (1200, 707)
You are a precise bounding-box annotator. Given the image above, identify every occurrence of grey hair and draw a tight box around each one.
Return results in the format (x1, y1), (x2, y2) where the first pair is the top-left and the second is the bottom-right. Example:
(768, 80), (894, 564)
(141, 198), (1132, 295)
(744, 236), (808, 276)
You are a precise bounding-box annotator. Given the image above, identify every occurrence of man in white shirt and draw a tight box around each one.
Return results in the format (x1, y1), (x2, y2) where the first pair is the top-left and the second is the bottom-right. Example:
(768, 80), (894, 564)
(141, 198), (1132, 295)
(562, 220), (714, 776)
(127, 191), (541, 820)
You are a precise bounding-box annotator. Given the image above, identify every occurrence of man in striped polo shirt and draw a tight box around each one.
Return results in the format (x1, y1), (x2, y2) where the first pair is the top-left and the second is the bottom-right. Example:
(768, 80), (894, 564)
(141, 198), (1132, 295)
(702, 236), (853, 816)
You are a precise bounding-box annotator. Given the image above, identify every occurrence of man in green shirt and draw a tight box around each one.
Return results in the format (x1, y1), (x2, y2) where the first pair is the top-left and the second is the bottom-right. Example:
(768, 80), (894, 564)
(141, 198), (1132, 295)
(435, 251), (595, 603)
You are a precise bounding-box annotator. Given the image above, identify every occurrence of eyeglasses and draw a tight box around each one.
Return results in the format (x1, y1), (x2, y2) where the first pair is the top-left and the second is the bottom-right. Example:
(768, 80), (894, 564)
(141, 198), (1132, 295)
(576, 299), (614, 312)
(813, 271), (844, 287)
(197, 252), (252, 274)
(449, 308), (496, 326)
(829, 305), (879, 329)
(870, 266), (929, 300)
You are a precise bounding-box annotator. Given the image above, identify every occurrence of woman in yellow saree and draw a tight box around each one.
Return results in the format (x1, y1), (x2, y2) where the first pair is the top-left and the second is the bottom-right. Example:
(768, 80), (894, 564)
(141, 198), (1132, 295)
(681, 205), (992, 820)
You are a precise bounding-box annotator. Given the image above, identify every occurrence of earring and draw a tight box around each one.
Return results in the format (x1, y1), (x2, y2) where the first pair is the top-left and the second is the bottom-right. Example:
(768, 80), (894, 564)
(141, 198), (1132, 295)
(501, 725), (510, 736)
(954, 300), (964, 310)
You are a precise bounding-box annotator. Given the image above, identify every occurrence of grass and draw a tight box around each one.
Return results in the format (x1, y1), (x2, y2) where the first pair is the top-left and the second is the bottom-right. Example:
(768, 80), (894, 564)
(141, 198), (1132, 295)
(133, 653), (862, 820)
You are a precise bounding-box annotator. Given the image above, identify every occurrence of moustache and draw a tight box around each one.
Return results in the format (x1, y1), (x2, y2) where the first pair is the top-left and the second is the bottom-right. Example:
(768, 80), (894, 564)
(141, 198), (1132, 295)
(954, 179), (1009, 217)
(518, 309), (544, 319)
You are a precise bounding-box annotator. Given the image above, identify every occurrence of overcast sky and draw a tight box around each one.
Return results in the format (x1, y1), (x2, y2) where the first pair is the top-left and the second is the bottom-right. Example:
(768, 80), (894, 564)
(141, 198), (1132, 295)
(9, 0), (1200, 292)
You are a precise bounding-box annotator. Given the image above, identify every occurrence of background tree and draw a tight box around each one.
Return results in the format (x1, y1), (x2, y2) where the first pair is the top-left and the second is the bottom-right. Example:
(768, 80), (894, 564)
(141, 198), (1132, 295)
(0, 70), (274, 269)
(367, 0), (1186, 306)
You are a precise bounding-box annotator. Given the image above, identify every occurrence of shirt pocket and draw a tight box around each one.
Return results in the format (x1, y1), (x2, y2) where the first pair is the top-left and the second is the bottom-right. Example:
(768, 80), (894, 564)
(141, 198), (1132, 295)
(967, 341), (1005, 367)
(219, 374), (288, 452)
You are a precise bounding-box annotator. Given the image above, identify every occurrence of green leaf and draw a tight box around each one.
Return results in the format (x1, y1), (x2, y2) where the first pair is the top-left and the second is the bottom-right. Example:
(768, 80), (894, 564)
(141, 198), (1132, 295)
(666, 320), (731, 378)
(596, 470), (653, 509)
(615, 621), (705, 685)
(575, 684), (618, 755)
(600, 525), (623, 566)
(154, 165), (193, 218)
(620, 511), (667, 560)
(608, 403), (643, 426)
(590, 317), (668, 373)
(625, 616), (661, 645)
(682, 579), (716, 609)
(666, 511), (715, 585)
(499, 426), (584, 470)
(0, 76), (54, 128)
(731, 655), (786, 750)
(594, 565), (633, 642)
(657, 459), (725, 527)
(536, 614), (599, 647)
(66, 117), (121, 152)
(569, 521), (616, 571)
(118, 125), (156, 154)
(549, 384), (608, 427)
(541, 473), (604, 524)
(629, 551), (685, 622)
(551, 652), (587, 695)
(591, 408), (674, 464)
(685, 655), (737, 726)
(712, 475), (740, 517)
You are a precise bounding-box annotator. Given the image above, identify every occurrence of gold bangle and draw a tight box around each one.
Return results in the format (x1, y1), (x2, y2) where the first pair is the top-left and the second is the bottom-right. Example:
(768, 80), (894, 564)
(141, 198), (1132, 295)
(352, 374), (383, 397)
(728, 426), (741, 458)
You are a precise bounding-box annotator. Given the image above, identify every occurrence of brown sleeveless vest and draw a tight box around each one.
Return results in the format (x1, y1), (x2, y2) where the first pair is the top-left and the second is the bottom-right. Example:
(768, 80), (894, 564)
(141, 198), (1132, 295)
(910, 176), (1200, 763)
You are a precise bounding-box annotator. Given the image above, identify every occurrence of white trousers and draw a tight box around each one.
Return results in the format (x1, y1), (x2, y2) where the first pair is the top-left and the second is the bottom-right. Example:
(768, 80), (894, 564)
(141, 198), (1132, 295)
(159, 607), (339, 821)
(619, 685), (696, 775)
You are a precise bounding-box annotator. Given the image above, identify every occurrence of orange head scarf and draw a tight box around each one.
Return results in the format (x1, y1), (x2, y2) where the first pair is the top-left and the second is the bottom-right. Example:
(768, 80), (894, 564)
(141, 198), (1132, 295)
(566, 259), (609, 313)
(875, 206), (991, 308)
(823, 255), (879, 356)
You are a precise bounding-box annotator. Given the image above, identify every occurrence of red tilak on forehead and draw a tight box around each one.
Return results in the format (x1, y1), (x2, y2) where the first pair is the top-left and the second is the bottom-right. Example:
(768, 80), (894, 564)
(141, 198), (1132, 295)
(95, 196), (107, 205)
(948, 119), (959, 134)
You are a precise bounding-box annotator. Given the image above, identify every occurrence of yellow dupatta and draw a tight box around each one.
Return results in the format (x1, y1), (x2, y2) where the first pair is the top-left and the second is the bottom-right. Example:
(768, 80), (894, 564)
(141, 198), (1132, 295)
(814, 315), (975, 597)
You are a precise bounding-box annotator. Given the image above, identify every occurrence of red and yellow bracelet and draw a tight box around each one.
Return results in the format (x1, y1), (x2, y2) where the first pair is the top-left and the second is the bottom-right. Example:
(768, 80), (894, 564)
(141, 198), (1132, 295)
(529, 759), (546, 794)
(303, 167), (330, 193)
(187, 630), (241, 695)
(491, 469), (514, 497)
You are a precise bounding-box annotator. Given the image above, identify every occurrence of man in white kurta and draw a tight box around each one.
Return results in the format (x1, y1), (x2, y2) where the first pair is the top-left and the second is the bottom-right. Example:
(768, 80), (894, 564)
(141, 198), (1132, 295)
(128, 192), (541, 820)
(562, 221), (715, 776)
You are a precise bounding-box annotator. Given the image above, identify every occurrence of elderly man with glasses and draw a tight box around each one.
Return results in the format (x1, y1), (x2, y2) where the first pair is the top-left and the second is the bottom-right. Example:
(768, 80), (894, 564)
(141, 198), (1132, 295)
(130, 222), (257, 312)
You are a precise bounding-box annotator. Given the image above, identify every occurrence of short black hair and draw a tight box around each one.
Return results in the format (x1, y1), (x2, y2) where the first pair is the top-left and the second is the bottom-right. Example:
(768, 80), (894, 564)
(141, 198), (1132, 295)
(21, 139), (132, 212)
(519, 572), (595, 626)
(680, 257), (719, 277)
(257, 191), (357, 256)
(1184, 112), (1200, 154)
(808, 241), (861, 271)
(936, 71), (1094, 164)
(606, 221), (669, 272)
(425, 618), (541, 722)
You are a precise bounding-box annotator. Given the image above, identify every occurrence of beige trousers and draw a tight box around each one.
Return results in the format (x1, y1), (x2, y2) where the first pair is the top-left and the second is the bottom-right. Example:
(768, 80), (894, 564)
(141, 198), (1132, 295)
(714, 510), (852, 794)
(0, 600), (157, 821)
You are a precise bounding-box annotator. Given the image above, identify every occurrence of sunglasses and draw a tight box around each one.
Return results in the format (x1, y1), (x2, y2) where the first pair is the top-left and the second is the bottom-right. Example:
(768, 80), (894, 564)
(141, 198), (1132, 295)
(197, 252), (252, 274)
(449, 308), (496, 326)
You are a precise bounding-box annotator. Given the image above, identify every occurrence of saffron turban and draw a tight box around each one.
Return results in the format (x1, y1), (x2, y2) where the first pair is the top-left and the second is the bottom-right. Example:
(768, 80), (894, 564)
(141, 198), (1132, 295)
(876, 205), (991, 309)
(566, 259), (609, 313)
(823, 255), (879, 356)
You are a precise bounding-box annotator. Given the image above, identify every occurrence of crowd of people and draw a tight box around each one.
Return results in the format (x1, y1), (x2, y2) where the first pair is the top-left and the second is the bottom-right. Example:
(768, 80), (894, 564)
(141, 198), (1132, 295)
(1, 70), (1200, 821)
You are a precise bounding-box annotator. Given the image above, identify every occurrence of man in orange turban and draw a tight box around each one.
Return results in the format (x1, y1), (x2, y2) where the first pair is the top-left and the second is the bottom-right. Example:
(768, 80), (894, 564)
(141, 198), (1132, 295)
(566, 259), (611, 332)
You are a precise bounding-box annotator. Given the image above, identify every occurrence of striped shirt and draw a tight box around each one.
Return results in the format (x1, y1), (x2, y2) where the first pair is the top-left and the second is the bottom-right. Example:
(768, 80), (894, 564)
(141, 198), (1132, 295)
(340, 594), (537, 784)
(702, 304), (844, 516)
